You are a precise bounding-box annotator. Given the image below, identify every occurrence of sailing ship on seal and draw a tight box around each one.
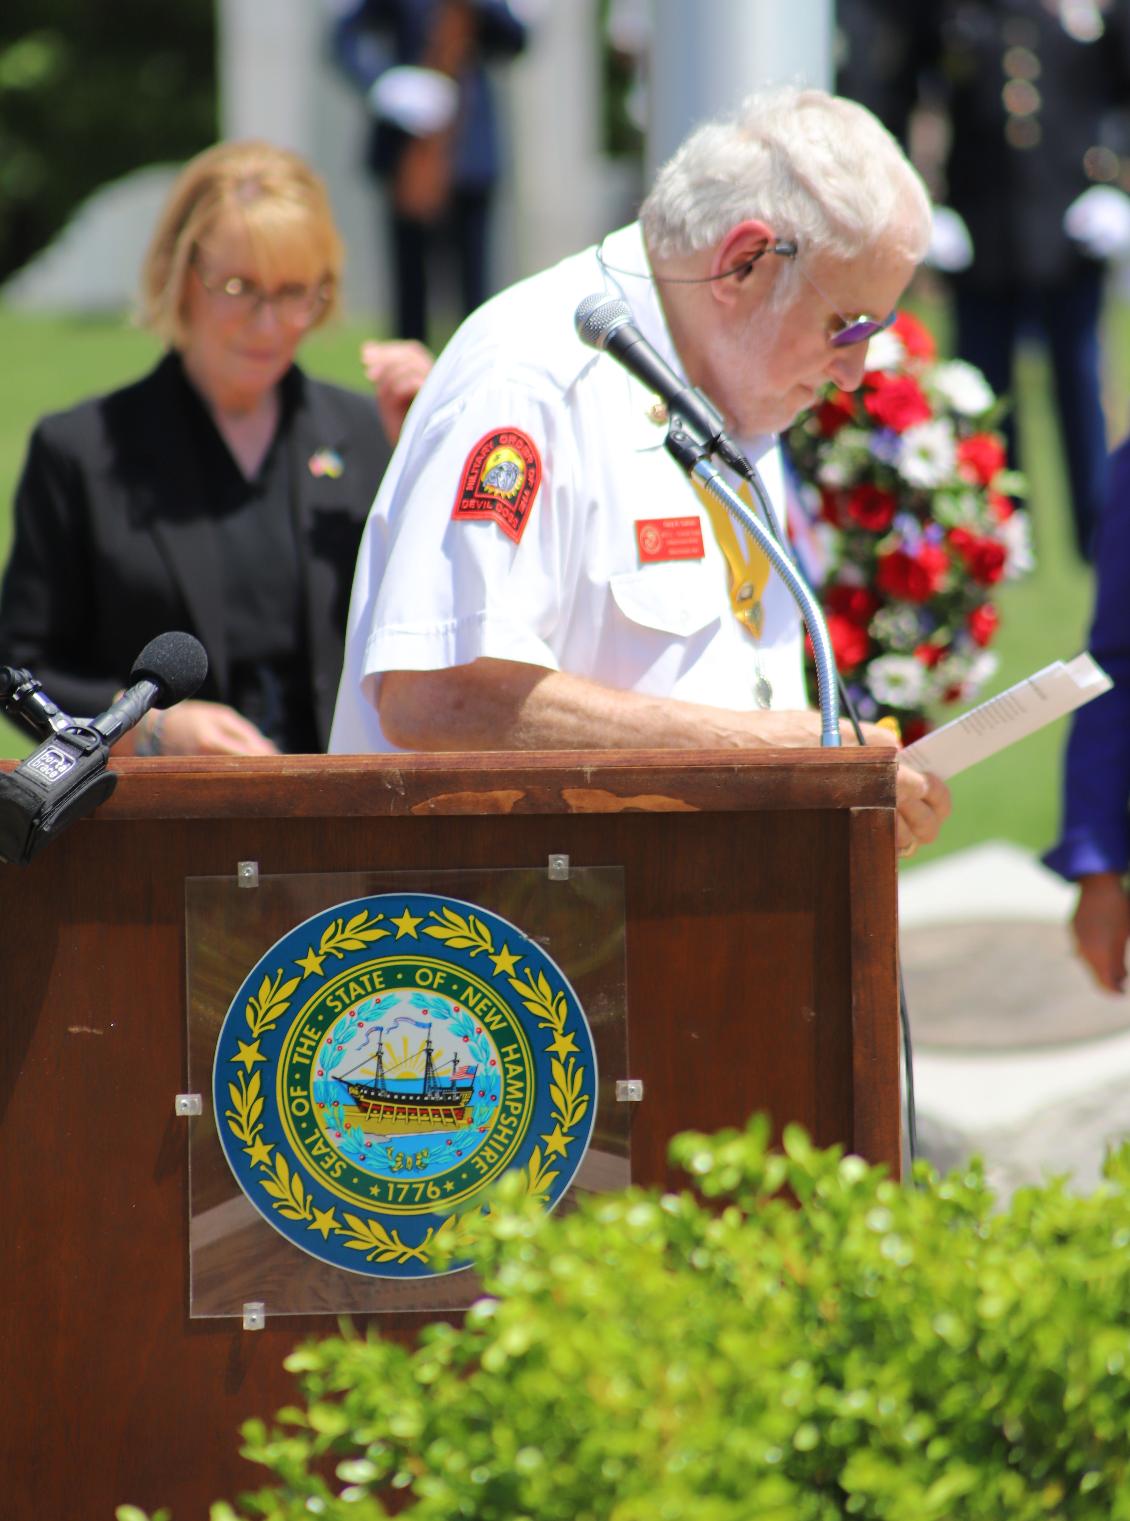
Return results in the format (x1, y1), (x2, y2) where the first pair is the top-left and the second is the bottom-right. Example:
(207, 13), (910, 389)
(337, 1025), (478, 1134)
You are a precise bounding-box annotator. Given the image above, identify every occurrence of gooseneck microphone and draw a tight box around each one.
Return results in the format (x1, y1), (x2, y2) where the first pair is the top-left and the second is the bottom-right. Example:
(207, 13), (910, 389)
(574, 291), (842, 747)
(0, 632), (208, 866)
(573, 293), (751, 475)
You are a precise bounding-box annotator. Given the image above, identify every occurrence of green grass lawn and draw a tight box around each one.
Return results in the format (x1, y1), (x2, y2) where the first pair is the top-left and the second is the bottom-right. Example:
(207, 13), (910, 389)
(908, 337), (1098, 868)
(0, 299), (1122, 868)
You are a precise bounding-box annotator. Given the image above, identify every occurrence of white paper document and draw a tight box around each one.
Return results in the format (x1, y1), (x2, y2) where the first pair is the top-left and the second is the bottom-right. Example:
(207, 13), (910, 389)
(901, 653), (1112, 780)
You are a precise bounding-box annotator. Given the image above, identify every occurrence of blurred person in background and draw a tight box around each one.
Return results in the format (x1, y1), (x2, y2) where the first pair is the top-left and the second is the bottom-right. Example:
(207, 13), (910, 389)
(331, 0), (529, 343)
(361, 335), (436, 442)
(1046, 433), (1130, 990)
(837, 0), (1130, 560)
(0, 140), (395, 755)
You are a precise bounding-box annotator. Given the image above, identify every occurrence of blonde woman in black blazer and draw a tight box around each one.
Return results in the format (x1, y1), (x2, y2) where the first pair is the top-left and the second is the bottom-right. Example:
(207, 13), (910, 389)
(0, 140), (393, 754)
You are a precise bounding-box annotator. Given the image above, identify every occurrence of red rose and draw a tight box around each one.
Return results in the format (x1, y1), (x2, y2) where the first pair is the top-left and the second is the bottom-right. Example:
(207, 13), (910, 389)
(968, 603), (1000, 646)
(826, 612), (871, 673)
(949, 528), (1007, 585)
(825, 583), (881, 625)
(901, 715), (931, 744)
(862, 373), (933, 433)
(819, 487), (845, 526)
(815, 390), (857, 436)
(948, 526), (974, 556)
(957, 433), (1007, 486)
(875, 544), (949, 603)
(914, 641), (948, 668)
(845, 483), (897, 532)
(989, 490), (1014, 521)
(892, 311), (936, 362)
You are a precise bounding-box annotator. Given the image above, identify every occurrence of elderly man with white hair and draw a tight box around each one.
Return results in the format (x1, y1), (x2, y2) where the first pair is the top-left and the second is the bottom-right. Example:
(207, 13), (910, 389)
(331, 86), (951, 854)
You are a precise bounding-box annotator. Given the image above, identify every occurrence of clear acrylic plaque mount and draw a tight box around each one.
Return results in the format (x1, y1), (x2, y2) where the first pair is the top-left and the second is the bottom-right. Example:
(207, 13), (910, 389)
(185, 865), (629, 1319)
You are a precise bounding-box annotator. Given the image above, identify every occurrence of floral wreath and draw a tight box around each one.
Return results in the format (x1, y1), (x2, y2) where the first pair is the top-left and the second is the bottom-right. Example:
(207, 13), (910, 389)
(785, 311), (1032, 740)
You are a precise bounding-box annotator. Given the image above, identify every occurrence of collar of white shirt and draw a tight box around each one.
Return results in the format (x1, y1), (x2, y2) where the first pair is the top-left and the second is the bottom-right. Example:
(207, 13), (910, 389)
(596, 222), (777, 470)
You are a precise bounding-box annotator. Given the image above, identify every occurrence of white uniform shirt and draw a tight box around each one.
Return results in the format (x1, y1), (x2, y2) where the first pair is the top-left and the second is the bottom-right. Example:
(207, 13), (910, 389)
(330, 223), (806, 754)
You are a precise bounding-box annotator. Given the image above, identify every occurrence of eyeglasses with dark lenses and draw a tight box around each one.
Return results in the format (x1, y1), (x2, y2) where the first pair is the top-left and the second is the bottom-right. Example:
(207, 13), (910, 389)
(825, 309), (897, 348)
(192, 258), (332, 326)
(738, 240), (896, 348)
(783, 248), (896, 348)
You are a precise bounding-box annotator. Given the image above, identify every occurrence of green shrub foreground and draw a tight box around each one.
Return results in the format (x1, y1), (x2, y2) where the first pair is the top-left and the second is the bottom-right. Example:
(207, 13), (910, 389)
(123, 1118), (1130, 1521)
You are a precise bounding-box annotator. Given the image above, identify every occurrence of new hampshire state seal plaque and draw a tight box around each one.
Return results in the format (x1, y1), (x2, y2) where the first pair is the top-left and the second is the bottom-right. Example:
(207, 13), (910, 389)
(212, 893), (598, 1278)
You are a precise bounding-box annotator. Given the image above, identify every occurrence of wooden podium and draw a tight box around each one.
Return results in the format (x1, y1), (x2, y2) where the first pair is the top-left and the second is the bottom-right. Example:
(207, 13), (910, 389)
(0, 748), (899, 1520)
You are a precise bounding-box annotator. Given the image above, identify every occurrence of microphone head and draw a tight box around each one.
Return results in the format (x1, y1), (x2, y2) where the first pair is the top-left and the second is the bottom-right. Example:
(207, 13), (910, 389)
(130, 632), (209, 708)
(574, 293), (632, 351)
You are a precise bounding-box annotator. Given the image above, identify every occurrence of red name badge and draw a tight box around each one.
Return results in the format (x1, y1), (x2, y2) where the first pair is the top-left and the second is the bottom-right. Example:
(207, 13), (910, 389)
(635, 516), (705, 564)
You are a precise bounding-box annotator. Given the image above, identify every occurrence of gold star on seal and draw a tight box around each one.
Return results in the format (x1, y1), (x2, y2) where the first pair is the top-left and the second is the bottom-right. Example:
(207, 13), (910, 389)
(233, 1039), (265, 1072)
(311, 1205), (338, 1239)
(245, 1134), (273, 1169)
(296, 946), (325, 978)
(391, 906), (423, 939)
(490, 943), (521, 977)
(547, 1029), (579, 1061)
(541, 1124), (572, 1159)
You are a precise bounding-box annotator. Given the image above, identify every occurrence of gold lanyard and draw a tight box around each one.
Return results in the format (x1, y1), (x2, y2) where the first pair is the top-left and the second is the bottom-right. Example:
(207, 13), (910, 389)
(690, 477), (772, 638)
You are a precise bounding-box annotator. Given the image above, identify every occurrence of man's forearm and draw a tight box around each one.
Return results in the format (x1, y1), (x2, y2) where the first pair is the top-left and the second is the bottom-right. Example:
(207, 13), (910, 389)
(377, 657), (825, 752)
(376, 657), (950, 848)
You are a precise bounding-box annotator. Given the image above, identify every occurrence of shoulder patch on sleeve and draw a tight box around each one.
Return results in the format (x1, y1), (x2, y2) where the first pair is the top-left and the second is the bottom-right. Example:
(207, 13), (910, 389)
(451, 427), (543, 544)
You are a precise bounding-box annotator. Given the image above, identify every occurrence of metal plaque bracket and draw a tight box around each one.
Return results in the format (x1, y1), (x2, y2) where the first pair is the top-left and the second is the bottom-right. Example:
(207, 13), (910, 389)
(615, 1079), (644, 1102)
(547, 853), (570, 881)
(237, 860), (260, 889)
(242, 1301), (266, 1331)
(174, 1093), (203, 1117)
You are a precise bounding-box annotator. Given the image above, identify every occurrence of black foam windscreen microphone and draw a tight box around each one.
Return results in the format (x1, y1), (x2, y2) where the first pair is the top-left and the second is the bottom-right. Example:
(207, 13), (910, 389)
(91, 631), (209, 744)
(573, 294), (751, 474)
(0, 632), (209, 865)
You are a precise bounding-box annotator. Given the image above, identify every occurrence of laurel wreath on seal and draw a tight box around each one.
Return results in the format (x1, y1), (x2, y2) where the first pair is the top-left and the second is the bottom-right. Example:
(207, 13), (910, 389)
(424, 905), (495, 957)
(306, 909), (389, 968)
(246, 969), (301, 1041)
(221, 903), (593, 1268)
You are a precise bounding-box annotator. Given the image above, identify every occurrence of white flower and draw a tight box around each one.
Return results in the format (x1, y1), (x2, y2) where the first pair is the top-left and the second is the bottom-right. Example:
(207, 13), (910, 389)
(933, 649), (999, 703)
(833, 560), (867, 587)
(869, 603), (925, 652)
(998, 510), (1035, 579)
(898, 420), (957, 487)
(817, 456), (854, 487)
(864, 328), (906, 372)
(864, 654), (928, 707)
(968, 650), (1000, 690)
(929, 360), (995, 417)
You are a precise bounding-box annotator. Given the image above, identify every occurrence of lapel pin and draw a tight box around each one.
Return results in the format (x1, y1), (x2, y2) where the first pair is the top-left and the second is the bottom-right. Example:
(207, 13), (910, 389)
(308, 447), (344, 479)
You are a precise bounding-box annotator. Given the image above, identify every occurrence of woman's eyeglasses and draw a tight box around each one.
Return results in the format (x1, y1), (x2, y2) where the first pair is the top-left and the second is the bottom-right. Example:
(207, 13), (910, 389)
(741, 239), (897, 348)
(192, 257), (332, 327)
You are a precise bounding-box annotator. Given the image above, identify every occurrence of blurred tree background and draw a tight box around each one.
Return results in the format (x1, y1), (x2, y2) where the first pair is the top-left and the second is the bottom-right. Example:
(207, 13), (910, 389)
(0, 0), (216, 282)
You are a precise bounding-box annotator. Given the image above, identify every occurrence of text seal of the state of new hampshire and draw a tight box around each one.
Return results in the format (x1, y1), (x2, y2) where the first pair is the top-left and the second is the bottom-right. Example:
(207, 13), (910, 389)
(212, 893), (598, 1278)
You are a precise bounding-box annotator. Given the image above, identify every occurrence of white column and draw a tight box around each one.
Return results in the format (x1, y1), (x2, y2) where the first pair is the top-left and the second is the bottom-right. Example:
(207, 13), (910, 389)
(217, 0), (321, 148)
(646, 0), (833, 177)
(217, 0), (386, 318)
(497, 0), (609, 284)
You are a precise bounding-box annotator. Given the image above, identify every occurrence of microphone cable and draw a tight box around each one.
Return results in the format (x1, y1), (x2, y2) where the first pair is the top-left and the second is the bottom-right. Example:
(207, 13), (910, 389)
(727, 449), (920, 1168)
